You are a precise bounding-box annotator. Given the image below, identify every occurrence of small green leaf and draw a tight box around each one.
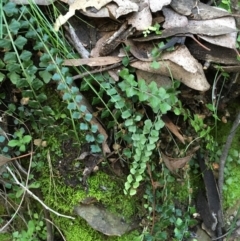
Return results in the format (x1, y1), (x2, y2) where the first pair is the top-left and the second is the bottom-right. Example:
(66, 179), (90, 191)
(19, 50), (32, 61)
(85, 134), (95, 142)
(90, 144), (101, 153)
(96, 134), (104, 143)
(121, 110), (131, 119)
(39, 70), (52, 84)
(91, 124), (98, 133)
(127, 174), (133, 183)
(80, 123), (88, 130)
(150, 60), (160, 69)
(14, 35), (27, 50)
(8, 140), (20, 147)
(62, 92), (71, 101)
(84, 113), (92, 121)
(67, 102), (76, 110)
(0, 136), (6, 143)
(0, 72), (5, 82)
(9, 19), (21, 34)
(22, 135), (32, 144)
(3, 2), (18, 16)
(130, 188), (137, 196)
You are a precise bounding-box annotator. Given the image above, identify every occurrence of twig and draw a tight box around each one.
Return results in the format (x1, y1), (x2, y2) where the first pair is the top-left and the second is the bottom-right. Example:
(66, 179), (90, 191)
(6, 166), (75, 220)
(65, 25), (90, 59)
(72, 57), (137, 80)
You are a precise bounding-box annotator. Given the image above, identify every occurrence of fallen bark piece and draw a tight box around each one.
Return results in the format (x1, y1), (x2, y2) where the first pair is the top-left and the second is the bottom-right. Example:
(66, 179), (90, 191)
(74, 204), (138, 236)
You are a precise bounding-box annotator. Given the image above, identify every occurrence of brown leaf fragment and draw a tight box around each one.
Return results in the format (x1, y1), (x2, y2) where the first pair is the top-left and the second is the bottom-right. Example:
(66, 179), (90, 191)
(63, 57), (122, 67)
(162, 146), (200, 173)
(162, 115), (185, 144)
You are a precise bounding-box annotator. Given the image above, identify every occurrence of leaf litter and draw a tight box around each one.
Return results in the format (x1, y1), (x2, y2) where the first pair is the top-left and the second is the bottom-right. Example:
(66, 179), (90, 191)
(10, 0), (240, 238)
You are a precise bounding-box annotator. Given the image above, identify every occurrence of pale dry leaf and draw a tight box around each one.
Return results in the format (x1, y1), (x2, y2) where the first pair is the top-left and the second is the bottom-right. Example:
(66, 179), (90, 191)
(63, 57), (122, 67)
(127, 1), (152, 31)
(149, 0), (171, 12)
(161, 45), (201, 74)
(162, 7), (188, 28)
(188, 17), (237, 49)
(20, 97), (29, 105)
(54, 0), (138, 31)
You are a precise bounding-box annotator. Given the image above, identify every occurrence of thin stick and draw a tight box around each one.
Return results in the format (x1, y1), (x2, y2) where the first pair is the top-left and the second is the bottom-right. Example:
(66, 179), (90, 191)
(6, 166), (75, 220)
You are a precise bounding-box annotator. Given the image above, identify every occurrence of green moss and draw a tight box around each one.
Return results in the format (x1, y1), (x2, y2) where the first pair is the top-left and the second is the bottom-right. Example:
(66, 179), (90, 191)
(0, 233), (11, 241)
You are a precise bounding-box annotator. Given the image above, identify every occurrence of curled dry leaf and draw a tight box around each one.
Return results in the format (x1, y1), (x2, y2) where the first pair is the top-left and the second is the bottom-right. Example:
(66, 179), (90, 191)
(63, 56), (122, 67)
(162, 146), (200, 174)
(131, 46), (210, 91)
(54, 0), (138, 31)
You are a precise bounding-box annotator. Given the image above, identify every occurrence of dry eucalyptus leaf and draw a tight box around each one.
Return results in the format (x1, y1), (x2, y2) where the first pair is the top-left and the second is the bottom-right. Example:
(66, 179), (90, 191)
(55, 0), (138, 31)
(161, 45), (202, 74)
(127, 2), (152, 31)
(189, 17), (237, 49)
(162, 7), (188, 28)
(63, 57), (122, 67)
(149, 0), (171, 12)
(130, 56), (210, 91)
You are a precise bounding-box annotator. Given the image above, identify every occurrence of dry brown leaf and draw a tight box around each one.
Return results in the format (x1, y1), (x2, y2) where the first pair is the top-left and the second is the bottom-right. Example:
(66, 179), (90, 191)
(149, 0), (171, 12)
(127, 2), (152, 31)
(162, 115), (185, 144)
(63, 57), (122, 67)
(162, 146), (200, 173)
(131, 46), (210, 91)
(162, 7), (188, 28)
